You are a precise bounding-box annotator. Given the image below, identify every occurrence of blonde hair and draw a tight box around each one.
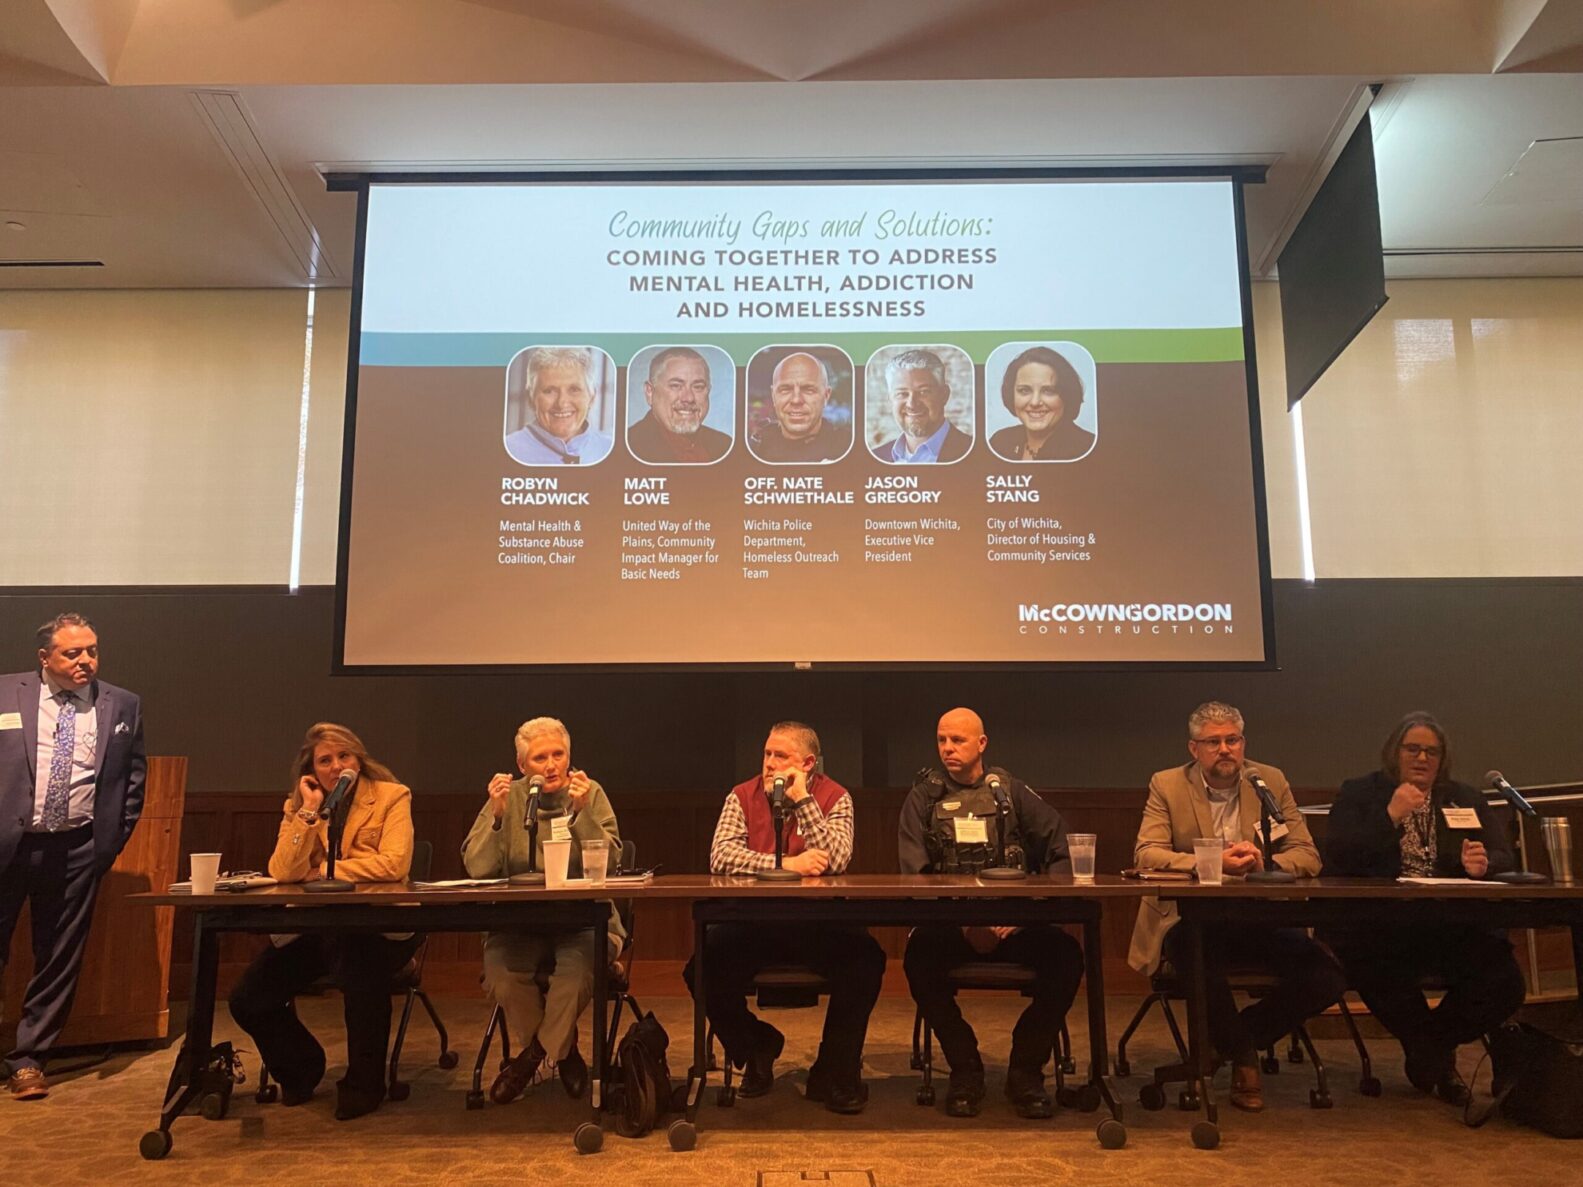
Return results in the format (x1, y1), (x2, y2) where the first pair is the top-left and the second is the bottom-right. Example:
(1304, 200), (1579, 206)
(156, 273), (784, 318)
(287, 722), (396, 811)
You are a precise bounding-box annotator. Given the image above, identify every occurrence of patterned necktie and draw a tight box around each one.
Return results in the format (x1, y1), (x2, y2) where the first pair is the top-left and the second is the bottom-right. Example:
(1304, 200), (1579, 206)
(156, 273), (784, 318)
(42, 693), (76, 830)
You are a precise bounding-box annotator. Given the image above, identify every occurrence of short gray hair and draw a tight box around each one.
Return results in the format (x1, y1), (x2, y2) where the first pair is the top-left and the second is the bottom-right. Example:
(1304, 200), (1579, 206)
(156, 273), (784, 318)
(522, 347), (595, 408)
(769, 720), (821, 758)
(1187, 701), (1244, 739)
(515, 716), (571, 759)
(884, 349), (946, 394)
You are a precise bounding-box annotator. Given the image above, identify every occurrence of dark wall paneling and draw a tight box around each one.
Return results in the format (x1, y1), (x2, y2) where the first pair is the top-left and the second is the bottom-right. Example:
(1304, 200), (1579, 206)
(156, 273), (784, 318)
(3, 579), (1580, 797)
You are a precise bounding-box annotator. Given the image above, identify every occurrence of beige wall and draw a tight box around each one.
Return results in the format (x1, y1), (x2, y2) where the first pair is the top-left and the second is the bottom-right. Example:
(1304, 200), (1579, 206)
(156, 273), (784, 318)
(1, 279), (1577, 585)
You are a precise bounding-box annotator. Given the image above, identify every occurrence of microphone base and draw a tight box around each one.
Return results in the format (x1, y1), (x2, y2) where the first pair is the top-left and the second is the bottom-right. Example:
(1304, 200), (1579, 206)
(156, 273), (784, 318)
(755, 866), (803, 882)
(978, 866), (1028, 881)
(1245, 870), (1297, 884)
(303, 878), (355, 894)
(1490, 871), (1549, 885)
(509, 872), (546, 886)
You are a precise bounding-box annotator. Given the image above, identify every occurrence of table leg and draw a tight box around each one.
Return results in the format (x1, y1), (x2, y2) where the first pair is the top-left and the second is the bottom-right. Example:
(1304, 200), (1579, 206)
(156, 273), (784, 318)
(142, 909), (220, 1158)
(1081, 912), (1127, 1148)
(1571, 922), (1583, 997)
(574, 911), (608, 1154)
(1182, 917), (1220, 1148)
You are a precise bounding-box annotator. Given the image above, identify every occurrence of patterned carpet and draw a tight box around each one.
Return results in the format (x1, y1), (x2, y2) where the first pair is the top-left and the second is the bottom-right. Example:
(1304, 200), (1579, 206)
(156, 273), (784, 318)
(2, 993), (1572, 1186)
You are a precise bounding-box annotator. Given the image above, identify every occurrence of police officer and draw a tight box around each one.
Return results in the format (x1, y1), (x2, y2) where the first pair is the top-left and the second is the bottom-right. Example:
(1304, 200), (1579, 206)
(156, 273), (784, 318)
(898, 707), (1085, 1119)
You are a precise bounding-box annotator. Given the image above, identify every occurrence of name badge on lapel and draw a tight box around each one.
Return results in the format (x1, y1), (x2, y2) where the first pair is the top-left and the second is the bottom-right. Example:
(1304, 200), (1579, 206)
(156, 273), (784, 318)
(0, 713), (21, 730)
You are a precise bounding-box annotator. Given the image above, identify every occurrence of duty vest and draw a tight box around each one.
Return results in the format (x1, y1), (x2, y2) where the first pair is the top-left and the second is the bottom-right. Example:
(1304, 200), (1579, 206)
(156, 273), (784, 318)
(917, 767), (1027, 874)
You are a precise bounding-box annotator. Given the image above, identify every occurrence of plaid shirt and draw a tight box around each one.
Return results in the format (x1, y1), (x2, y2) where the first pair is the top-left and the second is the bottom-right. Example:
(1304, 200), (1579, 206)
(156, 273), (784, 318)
(709, 788), (855, 874)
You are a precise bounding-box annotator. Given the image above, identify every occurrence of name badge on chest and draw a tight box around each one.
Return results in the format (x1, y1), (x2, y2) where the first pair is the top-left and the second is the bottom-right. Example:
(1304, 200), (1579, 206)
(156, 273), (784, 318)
(1442, 807), (1481, 830)
(549, 816), (573, 843)
(953, 816), (989, 845)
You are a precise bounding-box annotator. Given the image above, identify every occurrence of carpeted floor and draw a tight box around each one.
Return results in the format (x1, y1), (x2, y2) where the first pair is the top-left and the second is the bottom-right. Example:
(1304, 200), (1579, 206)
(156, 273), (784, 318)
(1, 993), (1570, 1186)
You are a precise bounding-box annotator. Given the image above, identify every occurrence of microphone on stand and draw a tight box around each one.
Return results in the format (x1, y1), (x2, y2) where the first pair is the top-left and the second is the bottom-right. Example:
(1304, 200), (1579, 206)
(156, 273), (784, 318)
(1242, 767), (1295, 884)
(979, 772), (1026, 880)
(304, 770), (359, 893)
(510, 774), (550, 885)
(1485, 770), (1550, 884)
(757, 773), (801, 882)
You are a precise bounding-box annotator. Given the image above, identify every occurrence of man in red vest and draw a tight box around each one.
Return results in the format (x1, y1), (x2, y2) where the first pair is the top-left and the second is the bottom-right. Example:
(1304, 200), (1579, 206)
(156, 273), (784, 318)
(682, 721), (885, 1113)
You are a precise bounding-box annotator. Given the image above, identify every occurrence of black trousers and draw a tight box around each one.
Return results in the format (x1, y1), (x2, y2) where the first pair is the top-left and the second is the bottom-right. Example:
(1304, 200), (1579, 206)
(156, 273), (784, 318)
(683, 922), (886, 1087)
(228, 932), (421, 1096)
(1163, 923), (1346, 1065)
(0, 827), (102, 1071)
(903, 923), (1085, 1077)
(1325, 924), (1526, 1057)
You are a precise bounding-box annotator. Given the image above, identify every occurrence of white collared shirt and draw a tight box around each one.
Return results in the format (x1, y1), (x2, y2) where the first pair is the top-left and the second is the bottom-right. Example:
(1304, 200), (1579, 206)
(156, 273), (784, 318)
(889, 419), (951, 463)
(32, 676), (98, 830)
(1198, 770), (1242, 845)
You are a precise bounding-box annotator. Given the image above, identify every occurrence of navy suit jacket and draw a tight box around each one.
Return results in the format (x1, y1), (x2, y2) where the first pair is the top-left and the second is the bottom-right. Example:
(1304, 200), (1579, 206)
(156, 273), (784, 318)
(0, 671), (147, 873)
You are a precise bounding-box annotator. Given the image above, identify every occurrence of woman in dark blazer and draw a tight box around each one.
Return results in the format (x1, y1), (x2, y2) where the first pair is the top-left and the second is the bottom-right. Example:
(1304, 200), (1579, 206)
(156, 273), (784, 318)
(1323, 711), (1526, 1103)
(987, 345), (1096, 462)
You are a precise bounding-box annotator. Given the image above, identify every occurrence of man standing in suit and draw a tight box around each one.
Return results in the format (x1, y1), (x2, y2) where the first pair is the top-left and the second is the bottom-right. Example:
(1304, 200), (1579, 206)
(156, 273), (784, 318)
(1127, 701), (1343, 1112)
(0, 613), (146, 1100)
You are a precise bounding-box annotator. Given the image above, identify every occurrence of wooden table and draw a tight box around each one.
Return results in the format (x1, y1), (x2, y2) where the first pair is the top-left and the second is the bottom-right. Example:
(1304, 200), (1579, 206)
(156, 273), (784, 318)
(632, 873), (1149, 1151)
(132, 882), (615, 1159)
(1157, 877), (1583, 1149)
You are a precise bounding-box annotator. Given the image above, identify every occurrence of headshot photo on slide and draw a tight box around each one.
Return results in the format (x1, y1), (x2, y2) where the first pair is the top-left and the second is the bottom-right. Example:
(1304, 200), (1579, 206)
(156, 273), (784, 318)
(502, 344), (617, 467)
(984, 341), (1098, 463)
(864, 343), (975, 465)
(744, 345), (854, 465)
(625, 343), (736, 466)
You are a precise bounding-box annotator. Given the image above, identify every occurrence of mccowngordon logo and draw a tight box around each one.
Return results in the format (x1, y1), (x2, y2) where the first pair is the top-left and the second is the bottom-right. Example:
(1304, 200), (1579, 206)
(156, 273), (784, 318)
(1018, 601), (1234, 635)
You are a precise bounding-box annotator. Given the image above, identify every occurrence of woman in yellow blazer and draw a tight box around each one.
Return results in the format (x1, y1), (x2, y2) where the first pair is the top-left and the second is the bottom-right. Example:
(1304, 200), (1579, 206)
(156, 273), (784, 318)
(228, 722), (417, 1120)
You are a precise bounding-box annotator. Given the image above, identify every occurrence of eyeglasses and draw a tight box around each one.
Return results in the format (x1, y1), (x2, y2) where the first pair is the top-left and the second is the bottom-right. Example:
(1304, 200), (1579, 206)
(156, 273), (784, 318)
(1400, 743), (1443, 759)
(1192, 735), (1244, 750)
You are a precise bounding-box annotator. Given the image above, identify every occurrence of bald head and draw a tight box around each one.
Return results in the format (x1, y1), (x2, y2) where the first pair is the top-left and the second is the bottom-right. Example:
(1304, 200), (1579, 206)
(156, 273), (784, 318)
(936, 707), (987, 785)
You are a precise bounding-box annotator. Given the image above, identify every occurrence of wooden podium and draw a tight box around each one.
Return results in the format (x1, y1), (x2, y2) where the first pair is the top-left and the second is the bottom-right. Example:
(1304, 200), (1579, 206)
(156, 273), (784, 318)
(3, 756), (186, 1048)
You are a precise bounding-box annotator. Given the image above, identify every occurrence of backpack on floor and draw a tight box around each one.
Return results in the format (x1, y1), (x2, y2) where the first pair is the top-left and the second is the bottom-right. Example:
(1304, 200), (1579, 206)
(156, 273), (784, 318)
(1469, 1002), (1583, 1138)
(612, 1011), (683, 1138)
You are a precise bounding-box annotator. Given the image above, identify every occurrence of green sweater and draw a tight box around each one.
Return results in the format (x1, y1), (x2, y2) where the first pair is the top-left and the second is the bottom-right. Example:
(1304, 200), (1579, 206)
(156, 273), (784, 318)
(460, 777), (627, 945)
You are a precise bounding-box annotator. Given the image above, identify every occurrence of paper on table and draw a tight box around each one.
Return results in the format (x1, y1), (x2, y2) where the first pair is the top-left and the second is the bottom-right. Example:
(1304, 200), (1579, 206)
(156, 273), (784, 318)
(410, 877), (508, 889)
(1398, 876), (1502, 886)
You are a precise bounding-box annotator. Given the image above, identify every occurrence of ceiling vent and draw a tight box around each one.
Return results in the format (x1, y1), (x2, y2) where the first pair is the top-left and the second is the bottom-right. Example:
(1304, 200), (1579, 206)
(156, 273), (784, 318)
(190, 90), (340, 282)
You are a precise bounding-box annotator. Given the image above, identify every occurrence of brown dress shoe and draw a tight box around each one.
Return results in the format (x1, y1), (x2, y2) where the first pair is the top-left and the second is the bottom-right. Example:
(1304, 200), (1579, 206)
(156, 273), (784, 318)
(490, 1040), (544, 1105)
(8, 1067), (49, 1101)
(1229, 1063), (1264, 1113)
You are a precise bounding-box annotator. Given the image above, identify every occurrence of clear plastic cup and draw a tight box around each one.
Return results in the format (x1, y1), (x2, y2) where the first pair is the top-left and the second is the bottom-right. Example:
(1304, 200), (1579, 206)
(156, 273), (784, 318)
(190, 853), (221, 896)
(1193, 838), (1225, 885)
(542, 839), (573, 889)
(1068, 833), (1097, 882)
(582, 839), (610, 887)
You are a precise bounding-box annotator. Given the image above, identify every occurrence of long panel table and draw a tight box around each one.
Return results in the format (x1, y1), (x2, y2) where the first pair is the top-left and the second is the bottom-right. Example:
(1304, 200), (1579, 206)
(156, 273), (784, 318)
(644, 873), (1143, 1151)
(135, 882), (615, 1159)
(1157, 878), (1583, 1149)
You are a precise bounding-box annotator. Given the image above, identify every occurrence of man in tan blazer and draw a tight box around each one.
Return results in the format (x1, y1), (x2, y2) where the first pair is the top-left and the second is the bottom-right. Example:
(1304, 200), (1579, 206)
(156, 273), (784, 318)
(1128, 701), (1344, 1111)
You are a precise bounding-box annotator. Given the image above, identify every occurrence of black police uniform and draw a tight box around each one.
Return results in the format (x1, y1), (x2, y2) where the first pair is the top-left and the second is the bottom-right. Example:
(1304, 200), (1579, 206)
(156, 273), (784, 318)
(898, 765), (1086, 1113)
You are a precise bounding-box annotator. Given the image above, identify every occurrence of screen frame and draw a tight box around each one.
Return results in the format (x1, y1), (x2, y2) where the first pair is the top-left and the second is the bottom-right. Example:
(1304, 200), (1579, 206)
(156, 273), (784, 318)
(328, 165), (1277, 675)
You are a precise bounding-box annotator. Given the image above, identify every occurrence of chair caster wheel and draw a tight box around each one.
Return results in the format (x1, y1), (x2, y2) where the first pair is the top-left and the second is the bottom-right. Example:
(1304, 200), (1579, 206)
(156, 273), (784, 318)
(1114, 1058), (1131, 1077)
(1057, 1086), (1078, 1108)
(1191, 1120), (1220, 1150)
(255, 1084), (279, 1104)
(465, 1091), (485, 1110)
(715, 1086), (736, 1107)
(1359, 1076), (1382, 1097)
(199, 1091), (228, 1121)
(1139, 1083), (1166, 1111)
(388, 1081), (411, 1102)
(1076, 1084), (1101, 1113)
(916, 1086), (935, 1107)
(140, 1129), (173, 1160)
(1310, 1089), (1333, 1109)
(1288, 1047), (1306, 1065)
(1261, 1055), (1280, 1075)
(1178, 1090), (1200, 1111)
(437, 1050), (459, 1070)
(574, 1122), (604, 1154)
(1097, 1118), (1127, 1149)
(667, 1119), (697, 1151)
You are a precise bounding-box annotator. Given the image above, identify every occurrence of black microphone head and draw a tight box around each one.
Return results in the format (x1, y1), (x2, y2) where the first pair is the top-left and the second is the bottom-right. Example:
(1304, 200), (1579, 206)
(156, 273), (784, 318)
(1485, 770), (1505, 788)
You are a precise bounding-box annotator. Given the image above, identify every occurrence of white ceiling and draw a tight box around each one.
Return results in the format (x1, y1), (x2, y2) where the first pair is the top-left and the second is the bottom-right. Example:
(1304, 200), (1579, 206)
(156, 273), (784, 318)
(0, 0), (1579, 289)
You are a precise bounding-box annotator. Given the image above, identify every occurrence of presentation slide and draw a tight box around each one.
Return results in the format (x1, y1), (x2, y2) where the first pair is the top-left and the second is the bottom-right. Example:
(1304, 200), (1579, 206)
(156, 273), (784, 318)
(341, 176), (1269, 668)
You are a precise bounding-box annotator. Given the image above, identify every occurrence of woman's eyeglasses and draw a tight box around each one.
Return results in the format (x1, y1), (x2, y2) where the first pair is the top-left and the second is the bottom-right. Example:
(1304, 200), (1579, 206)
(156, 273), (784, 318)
(1400, 743), (1443, 759)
